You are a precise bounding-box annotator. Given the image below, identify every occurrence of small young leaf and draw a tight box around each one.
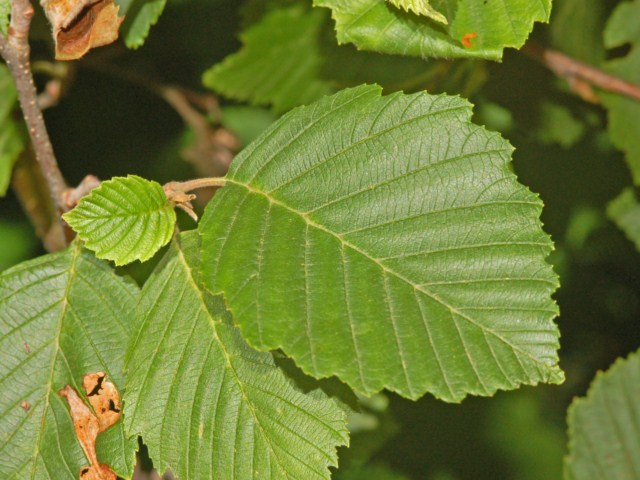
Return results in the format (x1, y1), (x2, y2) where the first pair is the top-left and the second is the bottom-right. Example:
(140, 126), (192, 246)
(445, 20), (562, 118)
(200, 85), (563, 403)
(564, 349), (640, 479)
(0, 65), (25, 197)
(386, 0), (447, 24)
(63, 175), (176, 266)
(115, 0), (167, 49)
(0, 242), (138, 479)
(204, 6), (332, 112)
(315, 0), (551, 61)
(125, 232), (349, 479)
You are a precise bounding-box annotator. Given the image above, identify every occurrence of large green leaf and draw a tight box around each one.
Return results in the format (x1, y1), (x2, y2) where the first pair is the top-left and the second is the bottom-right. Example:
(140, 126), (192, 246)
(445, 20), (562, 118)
(124, 232), (349, 479)
(564, 349), (640, 480)
(0, 65), (24, 197)
(0, 241), (138, 479)
(601, 0), (640, 184)
(63, 175), (176, 266)
(200, 85), (563, 402)
(315, 0), (551, 61)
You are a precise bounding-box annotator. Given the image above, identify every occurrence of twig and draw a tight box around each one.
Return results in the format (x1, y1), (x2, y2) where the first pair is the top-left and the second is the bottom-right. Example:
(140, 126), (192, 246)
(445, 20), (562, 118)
(522, 42), (640, 103)
(0, 0), (68, 215)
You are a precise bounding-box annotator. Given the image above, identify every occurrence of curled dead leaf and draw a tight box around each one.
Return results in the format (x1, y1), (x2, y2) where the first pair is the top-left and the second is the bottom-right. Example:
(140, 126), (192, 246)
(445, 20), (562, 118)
(40, 0), (123, 60)
(83, 372), (121, 432)
(59, 372), (121, 480)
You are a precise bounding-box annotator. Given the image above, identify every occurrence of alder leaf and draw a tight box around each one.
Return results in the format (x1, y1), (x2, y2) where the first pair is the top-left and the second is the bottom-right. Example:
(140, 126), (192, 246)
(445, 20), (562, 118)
(116, 0), (166, 48)
(315, 0), (551, 61)
(203, 6), (332, 112)
(386, 0), (447, 24)
(0, 241), (138, 479)
(564, 349), (640, 479)
(63, 175), (176, 266)
(124, 232), (349, 479)
(0, 65), (25, 197)
(601, 0), (640, 184)
(200, 85), (563, 403)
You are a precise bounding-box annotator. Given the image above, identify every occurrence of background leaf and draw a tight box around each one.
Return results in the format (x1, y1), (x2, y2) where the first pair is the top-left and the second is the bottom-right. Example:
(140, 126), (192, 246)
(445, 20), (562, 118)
(0, 65), (25, 197)
(115, 0), (167, 49)
(124, 232), (349, 480)
(205, 3), (481, 113)
(564, 349), (640, 480)
(600, 0), (640, 184)
(63, 175), (176, 266)
(0, 242), (138, 479)
(548, 0), (606, 64)
(315, 0), (551, 61)
(0, 0), (9, 36)
(607, 188), (640, 252)
(200, 84), (562, 403)
(203, 6), (332, 112)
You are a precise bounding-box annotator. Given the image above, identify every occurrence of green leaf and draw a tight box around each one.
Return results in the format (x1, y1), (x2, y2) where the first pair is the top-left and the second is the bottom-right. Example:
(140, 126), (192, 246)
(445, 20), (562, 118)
(601, 0), (640, 184)
(549, 0), (606, 64)
(386, 0), (447, 24)
(607, 188), (640, 251)
(314, 0), (551, 61)
(115, 0), (167, 49)
(0, 0), (9, 36)
(124, 232), (348, 479)
(206, 3), (485, 112)
(0, 241), (138, 479)
(204, 6), (332, 112)
(63, 175), (176, 266)
(200, 85), (563, 403)
(564, 349), (640, 480)
(0, 65), (25, 197)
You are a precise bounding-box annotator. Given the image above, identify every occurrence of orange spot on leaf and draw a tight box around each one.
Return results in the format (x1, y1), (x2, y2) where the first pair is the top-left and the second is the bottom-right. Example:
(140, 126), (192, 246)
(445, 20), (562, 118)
(461, 32), (477, 48)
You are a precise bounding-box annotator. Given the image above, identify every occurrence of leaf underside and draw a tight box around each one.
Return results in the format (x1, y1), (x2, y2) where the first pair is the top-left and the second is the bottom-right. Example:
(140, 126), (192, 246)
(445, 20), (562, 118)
(200, 84), (563, 403)
(386, 0), (447, 24)
(63, 175), (176, 266)
(564, 349), (640, 479)
(314, 0), (551, 61)
(124, 232), (349, 480)
(0, 241), (137, 479)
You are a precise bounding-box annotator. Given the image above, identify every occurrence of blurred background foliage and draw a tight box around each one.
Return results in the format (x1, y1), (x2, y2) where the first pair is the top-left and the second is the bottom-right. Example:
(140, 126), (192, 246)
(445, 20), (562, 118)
(2, 0), (640, 478)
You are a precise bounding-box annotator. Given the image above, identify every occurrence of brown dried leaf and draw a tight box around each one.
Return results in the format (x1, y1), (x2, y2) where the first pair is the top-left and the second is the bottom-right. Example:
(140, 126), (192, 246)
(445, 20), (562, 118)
(40, 0), (122, 61)
(59, 373), (121, 480)
(79, 464), (117, 480)
(59, 385), (102, 471)
(83, 371), (122, 432)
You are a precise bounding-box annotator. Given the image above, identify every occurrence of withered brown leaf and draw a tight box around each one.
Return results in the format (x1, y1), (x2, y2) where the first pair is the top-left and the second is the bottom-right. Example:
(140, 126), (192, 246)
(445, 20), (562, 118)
(40, 0), (122, 61)
(59, 372), (121, 480)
